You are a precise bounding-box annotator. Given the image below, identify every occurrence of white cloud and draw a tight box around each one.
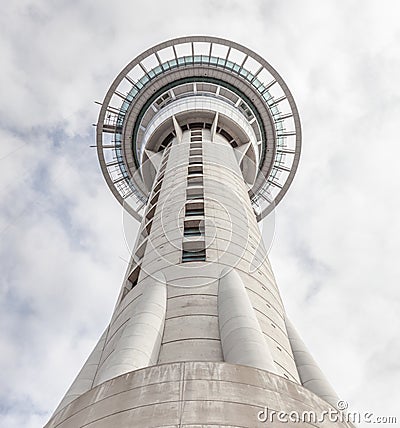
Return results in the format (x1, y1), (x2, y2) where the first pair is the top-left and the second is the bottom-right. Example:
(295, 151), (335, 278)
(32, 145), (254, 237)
(1, 0), (399, 426)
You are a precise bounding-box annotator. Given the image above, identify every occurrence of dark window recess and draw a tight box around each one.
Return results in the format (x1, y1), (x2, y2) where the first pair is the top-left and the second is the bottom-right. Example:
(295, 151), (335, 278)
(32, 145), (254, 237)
(189, 156), (202, 164)
(187, 192), (203, 200)
(186, 187), (204, 200)
(150, 191), (160, 206)
(155, 93), (171, 106)
(127, 265), (140, 287)
(184, 220), (204, 236)
(146, 204), (157, 221)
(185, 202), (204, 217)
(141, 228), (148, 239)
(188, 165), (203, 175)
(230, 140), (238, 148)
(184, 227), (202, 236)
(189, 161), (203, 168)
(121, 264), (141, 300)
(188, 122), (204, 130)
(186, 207), (204, 216)
(218, 128), (234, 142)
(239, 101), (254, 120)
(182, 249), (206, 262)
(145, 219), (153, 235)
(190, 136), (202, 142)
(153, 180), (162, 194)
(190, 142), (202, 149)
(158, 133), (174, 152)
(135, 238), (147, 260)
(156, 172), (165, 183)
(187, 176), (203, 187)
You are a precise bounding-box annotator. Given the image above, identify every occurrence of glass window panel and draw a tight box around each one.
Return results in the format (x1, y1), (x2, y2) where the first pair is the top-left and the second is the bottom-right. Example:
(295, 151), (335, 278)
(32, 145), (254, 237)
(158, 46), (175, 63)
(175, 42), (192, 58)
(227, 47), (246, 65)
(127, 64), (145, 82)
(193, 41), (210, 56)
(141, 54), (159, 71)
(210, 43), (229, 59)
(244, 56), (262, 75)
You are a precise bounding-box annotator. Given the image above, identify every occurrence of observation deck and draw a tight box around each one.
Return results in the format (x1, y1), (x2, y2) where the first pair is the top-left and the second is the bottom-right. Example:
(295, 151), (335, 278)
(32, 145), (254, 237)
(96, 36), (301, 221)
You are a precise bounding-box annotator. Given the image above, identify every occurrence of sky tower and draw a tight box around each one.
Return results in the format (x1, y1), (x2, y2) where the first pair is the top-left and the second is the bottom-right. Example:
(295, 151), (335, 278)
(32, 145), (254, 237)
(46, 36), (353, 427)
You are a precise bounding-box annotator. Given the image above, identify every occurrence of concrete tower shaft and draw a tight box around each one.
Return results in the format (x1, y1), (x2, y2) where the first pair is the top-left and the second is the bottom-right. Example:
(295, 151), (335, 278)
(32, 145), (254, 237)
(46, 37), (353, 428)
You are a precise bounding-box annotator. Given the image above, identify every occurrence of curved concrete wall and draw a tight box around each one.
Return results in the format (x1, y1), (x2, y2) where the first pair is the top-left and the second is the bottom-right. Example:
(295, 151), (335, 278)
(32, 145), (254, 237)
(46, 362), (354, 428)
(94, 277), (167, 385)
(218, 268), (277, 373)
(286, 317), (340, 408)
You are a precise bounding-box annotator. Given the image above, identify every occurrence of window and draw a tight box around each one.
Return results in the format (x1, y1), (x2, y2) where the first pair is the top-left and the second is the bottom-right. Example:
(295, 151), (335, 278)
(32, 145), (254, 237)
(146, 204), (157, 221)
(149, 191), (160, 206)
(145, 219), (153, 235)
(184, 227), (202, 236)
(161, 156), (168, 166)
(135, 239), (147, 260)
(186, 187), (203, 200)
(184, 219), (204, 237)
(189, 123), (204, 130)
(219, 128), (233, 142)
(188, 165), (203, 175)
(153, 180), (162, 194)
(190, 142), (202, 149)
(189, 156), (202, 164)
(185, 202), (204, 217)
(155, 92), (171, 107)
(185, 207), (204, 216)
(127, 265), (140, 288)
(121, 264), (141, 301)
(187, 176), (203, 187)
(155, 172), (165, 184)
(190, 148), (202, 156)
(182, 249), (206, 262)
(239, 101), (254, 120)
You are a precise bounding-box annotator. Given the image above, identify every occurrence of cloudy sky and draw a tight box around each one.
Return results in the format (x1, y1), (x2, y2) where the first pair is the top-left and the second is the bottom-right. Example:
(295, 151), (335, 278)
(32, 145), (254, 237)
(1, 1), (399, 427)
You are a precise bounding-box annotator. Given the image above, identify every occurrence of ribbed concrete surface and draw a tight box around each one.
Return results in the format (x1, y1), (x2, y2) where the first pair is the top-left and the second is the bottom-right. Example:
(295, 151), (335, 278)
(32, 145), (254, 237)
(45, 362), (354, 428)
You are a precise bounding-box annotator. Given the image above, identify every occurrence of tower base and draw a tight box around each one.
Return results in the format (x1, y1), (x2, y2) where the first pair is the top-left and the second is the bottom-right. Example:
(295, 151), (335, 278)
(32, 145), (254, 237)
(46, 362), (354, 427)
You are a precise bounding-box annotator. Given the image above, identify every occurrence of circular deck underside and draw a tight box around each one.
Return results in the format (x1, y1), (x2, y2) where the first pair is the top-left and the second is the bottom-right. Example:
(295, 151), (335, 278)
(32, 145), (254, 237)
(96, 36), (301, 221)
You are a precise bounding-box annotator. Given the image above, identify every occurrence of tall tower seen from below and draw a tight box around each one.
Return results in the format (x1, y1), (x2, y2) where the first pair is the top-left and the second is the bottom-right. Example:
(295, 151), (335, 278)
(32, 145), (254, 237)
(46, 36), (353, 428)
